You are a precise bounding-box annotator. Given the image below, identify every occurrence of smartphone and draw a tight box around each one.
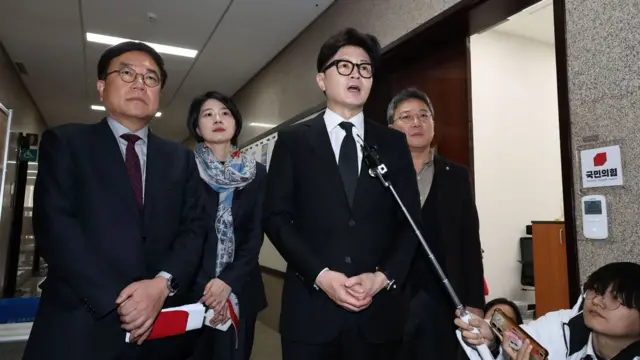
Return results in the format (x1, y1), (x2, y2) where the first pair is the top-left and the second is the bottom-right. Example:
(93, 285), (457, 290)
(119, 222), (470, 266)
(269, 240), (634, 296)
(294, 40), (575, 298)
(489, 308), (549, 360)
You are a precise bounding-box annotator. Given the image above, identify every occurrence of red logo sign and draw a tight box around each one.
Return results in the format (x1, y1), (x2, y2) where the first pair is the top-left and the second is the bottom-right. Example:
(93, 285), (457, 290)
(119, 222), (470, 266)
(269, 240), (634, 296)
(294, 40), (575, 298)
(593, 152), (607, 167)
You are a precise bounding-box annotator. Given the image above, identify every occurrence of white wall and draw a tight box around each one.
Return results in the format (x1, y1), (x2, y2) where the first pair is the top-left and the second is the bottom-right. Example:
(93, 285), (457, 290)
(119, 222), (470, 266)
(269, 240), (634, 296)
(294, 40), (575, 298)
(239, 133), (287, 272)
(470, 30), (563, 302)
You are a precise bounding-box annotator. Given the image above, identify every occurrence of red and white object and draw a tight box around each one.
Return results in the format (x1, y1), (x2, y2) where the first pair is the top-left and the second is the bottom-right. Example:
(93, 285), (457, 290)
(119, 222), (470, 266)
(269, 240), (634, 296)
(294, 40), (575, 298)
(124, 303), (206, 342)
(204, 296), (240, 348)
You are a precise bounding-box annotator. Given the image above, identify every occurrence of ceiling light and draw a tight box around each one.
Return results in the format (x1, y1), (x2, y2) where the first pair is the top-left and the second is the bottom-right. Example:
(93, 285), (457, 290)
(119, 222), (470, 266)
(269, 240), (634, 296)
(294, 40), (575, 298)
(91, 105), (161, 117)
(249, 123), (274, 128)
(86, 33), (198, 58)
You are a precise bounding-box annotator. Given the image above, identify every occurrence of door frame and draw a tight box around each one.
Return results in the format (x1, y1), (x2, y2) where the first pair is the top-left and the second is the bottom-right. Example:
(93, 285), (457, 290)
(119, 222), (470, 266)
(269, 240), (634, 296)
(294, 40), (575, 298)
(376, 0), (579, 303)
(0, 102), (13, 225)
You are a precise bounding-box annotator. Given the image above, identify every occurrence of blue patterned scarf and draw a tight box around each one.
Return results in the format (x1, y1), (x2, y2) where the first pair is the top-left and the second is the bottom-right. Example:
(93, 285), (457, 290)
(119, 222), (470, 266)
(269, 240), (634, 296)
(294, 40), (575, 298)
(194, 143), (257, 277)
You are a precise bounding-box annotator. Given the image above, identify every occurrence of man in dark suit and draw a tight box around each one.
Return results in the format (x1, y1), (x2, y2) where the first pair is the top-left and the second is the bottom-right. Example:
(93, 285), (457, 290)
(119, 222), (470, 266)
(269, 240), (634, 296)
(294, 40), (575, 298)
(388, 88), (485, 359)
(263, 28), (423, 360)
(23, 42), (206, 360)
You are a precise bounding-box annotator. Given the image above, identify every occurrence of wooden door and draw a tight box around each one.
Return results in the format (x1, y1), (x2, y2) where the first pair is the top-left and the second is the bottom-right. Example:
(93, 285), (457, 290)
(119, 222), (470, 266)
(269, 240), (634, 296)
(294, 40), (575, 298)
(365, 31), (472, 169)
(532, 222), (570, 317)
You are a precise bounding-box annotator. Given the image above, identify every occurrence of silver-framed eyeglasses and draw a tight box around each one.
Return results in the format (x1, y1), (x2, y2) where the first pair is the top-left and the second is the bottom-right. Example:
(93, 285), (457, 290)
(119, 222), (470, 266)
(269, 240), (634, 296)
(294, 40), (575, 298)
(584, 289), (623, 311)
(105, 67), (161, 88)
(395, 111), (432, 124)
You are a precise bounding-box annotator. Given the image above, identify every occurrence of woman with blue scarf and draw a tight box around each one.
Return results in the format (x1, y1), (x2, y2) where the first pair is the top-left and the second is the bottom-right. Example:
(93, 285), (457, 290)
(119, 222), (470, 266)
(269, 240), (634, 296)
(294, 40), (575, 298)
(185, 91), (267, 360)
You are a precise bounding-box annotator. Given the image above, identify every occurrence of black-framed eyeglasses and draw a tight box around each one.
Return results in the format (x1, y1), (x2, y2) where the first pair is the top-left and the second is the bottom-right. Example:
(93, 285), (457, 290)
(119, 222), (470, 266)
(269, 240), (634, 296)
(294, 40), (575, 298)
(105, 67), (161, 88)
(322, 59), (373, 79)
(584, 289), (623, 311)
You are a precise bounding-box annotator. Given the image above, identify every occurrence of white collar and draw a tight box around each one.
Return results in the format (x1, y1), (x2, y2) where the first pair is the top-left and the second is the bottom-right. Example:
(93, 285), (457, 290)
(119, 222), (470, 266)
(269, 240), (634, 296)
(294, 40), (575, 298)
(107, 117), (149, 143)
(585, 334), (597, 358)
(324, 108), (365, 135)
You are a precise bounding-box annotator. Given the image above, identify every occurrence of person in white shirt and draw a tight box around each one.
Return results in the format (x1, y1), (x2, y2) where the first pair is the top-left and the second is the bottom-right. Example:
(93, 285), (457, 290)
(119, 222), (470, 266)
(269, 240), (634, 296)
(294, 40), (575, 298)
(455, 262), (640, 360)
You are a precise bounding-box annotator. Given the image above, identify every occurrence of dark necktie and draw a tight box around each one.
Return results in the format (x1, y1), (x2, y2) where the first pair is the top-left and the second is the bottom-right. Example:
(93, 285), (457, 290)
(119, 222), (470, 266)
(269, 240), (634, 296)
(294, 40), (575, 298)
(338, 122), (358, 207)
(120, 134), (143, 210)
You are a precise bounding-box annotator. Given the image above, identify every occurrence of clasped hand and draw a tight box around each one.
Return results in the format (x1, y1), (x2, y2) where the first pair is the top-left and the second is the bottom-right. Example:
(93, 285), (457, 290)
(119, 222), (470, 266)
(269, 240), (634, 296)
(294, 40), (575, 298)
(116, 277), (169, 345)
(316, 270), (388, 312)
(200, 278), (232, 327)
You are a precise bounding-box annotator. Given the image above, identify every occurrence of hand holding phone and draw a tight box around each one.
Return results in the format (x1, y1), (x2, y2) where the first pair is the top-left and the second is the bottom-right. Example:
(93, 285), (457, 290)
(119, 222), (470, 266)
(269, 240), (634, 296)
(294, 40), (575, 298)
(489, 308), (549, 360)
(503, 337), (534, 360)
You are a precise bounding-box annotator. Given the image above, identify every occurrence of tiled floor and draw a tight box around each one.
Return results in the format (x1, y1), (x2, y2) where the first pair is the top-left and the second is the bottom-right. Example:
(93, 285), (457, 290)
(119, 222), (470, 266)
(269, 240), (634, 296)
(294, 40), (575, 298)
(0, 341), (25, 360)
(252, 321), (281, 360)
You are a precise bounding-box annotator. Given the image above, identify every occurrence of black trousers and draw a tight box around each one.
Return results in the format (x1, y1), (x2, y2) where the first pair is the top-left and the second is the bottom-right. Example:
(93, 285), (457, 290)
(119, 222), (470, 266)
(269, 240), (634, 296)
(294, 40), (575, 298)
(186, 310), (258, 360)
(119, 336), (192, 360)
(282, 318), (400, 360)
(396, 290), (461, 360)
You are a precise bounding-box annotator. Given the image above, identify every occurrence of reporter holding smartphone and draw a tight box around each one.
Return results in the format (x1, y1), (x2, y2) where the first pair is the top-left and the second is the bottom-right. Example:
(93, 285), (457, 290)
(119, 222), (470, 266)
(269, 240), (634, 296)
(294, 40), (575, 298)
(455, 262), (640, 360)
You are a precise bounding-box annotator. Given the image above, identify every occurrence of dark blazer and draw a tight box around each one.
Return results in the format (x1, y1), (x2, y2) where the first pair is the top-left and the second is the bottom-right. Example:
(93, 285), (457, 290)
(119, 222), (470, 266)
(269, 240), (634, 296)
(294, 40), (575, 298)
(436, 156), (484, 308)
(23, 119), (207, 360)
(409, 156), (484, 307)
(401, 156), (485, 359)
(192, 162), (268, 314)
(263, 113), (423, 344)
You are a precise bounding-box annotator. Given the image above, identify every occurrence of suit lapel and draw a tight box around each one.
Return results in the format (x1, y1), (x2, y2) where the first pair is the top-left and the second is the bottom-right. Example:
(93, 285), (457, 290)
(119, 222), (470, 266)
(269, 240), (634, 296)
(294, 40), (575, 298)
(142, 132), (165, 233)
(353, 120), (377, 210)
(93, 119), (141, 219)
(231, 188), (242, 225)
(433, 156), (455, 265)
(305, 113), (351, 210)
(434, 156), (452, 210)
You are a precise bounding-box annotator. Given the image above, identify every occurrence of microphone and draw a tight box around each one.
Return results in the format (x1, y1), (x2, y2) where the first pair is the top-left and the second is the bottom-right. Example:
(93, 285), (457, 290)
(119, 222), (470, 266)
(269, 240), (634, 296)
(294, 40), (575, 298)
(356, 132), (494, 360)
(356, 134), (388, 181)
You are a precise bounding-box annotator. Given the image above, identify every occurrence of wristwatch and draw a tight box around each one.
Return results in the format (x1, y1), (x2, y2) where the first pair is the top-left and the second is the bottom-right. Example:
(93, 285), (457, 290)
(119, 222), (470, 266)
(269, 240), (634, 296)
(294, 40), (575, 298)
(156, 271), (179, 296)
(375, 267), (396, 291)
(385, 278), (397, 291)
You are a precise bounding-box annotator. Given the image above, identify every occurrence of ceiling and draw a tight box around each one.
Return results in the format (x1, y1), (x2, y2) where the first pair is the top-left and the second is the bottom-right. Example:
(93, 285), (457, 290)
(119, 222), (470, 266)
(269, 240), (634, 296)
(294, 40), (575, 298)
(493, 0), (554, 44)
(0, 0), (334, 141)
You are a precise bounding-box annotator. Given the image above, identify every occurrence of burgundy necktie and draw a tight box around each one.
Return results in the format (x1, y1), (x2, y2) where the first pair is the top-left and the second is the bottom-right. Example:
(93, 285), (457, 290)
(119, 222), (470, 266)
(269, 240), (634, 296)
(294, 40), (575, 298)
(120, 134), (143, 210)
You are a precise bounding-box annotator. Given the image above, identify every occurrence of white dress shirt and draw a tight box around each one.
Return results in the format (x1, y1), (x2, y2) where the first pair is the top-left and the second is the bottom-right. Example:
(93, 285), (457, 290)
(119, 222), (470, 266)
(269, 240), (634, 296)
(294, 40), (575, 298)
(324, 108), (364, 174)
(314, 109), (366, 287)
(106, 117), (174, 294)
(107, 117), (149, 200)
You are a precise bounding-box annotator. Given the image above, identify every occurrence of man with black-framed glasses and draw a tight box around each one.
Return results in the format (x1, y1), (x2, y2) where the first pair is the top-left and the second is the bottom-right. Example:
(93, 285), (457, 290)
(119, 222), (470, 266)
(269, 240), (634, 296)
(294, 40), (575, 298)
(24, 41), (206, 360)
(264, 28), (423, 360)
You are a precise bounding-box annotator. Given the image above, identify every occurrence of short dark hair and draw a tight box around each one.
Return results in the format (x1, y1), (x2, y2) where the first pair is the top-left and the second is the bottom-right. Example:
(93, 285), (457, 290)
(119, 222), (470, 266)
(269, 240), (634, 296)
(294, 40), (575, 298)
(97, 41), (168, 88)
(186, 91), (243, 146)
(316, 28), (382, 73)
(387, 87), (434, 124)
(583, 262), (640, 311)
(484, 298), (524, 325)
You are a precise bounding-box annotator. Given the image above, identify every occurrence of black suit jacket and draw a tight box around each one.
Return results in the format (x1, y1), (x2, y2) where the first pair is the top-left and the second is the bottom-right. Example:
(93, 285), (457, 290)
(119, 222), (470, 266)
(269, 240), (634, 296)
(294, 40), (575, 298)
(263, 113), (423, 344)
(410, 155), (485, 309)
(23, 119), (207, 360)
(191, 162), (268, 315)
